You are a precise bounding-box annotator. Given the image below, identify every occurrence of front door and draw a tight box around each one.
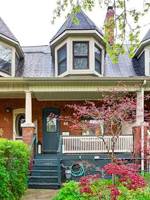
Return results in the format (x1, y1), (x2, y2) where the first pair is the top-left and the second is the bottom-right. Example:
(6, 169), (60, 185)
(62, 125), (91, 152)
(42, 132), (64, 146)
(43, 108), (60, 153)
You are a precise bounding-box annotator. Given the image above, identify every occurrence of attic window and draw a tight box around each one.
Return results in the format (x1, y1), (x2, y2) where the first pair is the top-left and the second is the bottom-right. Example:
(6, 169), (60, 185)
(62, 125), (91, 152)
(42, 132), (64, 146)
(0, 44), (12, 75)
(95, 44), (101, 74)
(73, 42), (89, 69)
(58, 44), (67, 75)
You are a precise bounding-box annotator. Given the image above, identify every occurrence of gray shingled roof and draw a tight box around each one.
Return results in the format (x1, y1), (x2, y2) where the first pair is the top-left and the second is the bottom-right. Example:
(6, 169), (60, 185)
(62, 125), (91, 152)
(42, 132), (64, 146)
(51, 10), (103, 42)
(15, 44), (143, 78)
(141, 29), (150, 43)
(0, 17), (18, 42)
(15, 46), (54, 77)
(104, 45), (143, 77)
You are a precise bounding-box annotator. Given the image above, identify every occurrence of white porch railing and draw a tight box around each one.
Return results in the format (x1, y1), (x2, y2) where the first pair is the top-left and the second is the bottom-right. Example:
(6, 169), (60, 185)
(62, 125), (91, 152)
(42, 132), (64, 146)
(62, 135), (133, 154)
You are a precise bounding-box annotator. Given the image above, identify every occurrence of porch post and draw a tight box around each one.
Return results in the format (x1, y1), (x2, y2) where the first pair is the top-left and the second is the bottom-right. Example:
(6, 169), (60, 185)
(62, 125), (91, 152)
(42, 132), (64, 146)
(22, 91), (35, 146)
(133, 83), (147, 171)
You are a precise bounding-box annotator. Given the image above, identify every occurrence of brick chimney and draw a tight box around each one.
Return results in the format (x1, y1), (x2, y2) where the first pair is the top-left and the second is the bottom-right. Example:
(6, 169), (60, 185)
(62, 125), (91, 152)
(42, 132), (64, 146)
(105, 6), (115, 46)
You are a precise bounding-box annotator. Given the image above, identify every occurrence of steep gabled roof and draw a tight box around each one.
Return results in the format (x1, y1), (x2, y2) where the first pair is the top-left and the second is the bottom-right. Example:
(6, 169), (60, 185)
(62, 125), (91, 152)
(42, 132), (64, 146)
(51, 10), (103, 42)
(0, 17), (18, 42)
(141, 29), (150, 43)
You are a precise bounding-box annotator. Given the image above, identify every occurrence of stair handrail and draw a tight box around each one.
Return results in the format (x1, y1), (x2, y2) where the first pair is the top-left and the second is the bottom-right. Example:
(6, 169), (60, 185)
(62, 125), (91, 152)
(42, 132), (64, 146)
(29, 133), (37, 155)
(57, 135), (62, 185)
(57, 135), (62, 154)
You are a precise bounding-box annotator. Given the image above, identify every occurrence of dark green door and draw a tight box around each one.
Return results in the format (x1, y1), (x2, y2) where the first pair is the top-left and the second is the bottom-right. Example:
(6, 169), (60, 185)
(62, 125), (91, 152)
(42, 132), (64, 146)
(43, 108), (60, 153)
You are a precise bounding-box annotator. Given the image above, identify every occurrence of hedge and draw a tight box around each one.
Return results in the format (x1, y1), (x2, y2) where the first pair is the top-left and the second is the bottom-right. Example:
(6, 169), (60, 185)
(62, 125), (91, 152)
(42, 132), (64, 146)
(0, 139), (30, 200)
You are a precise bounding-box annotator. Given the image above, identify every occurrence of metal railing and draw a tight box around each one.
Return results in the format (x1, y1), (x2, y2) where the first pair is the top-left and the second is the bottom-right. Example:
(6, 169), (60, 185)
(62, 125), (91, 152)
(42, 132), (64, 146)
(57, 135), (62, 185)
(62, 135), (133, 154)
(29, 133), (37, 156)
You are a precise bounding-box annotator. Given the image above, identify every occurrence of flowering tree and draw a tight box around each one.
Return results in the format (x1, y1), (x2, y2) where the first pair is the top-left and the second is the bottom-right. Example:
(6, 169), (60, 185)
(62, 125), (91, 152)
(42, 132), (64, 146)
(51, 84), (150, 161)
(52, 84), (150, 200)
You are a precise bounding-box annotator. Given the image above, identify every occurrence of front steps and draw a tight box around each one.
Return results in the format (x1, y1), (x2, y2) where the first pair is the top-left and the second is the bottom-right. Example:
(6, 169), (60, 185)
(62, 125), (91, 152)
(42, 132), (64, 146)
(28, 154), (61, 189)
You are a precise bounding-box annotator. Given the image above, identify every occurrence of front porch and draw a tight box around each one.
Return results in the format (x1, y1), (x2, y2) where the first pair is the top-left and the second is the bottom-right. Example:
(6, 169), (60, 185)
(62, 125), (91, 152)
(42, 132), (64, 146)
(0, 77), (150, 188)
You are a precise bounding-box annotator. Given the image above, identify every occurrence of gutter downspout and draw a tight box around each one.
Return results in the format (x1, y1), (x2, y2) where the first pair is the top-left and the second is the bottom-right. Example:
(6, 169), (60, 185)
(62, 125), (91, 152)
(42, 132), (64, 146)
(141, 80), (146, 171)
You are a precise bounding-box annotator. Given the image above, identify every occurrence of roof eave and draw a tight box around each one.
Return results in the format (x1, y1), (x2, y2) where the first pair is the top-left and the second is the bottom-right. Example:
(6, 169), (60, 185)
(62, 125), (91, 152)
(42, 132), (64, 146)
(134, 38), (150, 57)
(0, 34), (24, 58)
(50, 29), (105, 50)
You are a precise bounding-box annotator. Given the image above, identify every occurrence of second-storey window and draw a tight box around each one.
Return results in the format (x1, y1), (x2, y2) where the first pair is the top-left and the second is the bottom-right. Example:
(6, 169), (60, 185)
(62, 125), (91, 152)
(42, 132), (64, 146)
(73, 42), (89, 69)
(0, 44), (12, 75)
(95, 44), (101, 74)
(58, 44), (67, 75)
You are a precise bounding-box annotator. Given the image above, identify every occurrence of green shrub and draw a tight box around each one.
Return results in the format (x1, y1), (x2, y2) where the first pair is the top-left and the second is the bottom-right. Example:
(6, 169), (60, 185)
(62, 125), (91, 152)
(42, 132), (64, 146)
(52, 181), (83, 200)
(53, 178), (150, 200)
(0, 139), (30, 200)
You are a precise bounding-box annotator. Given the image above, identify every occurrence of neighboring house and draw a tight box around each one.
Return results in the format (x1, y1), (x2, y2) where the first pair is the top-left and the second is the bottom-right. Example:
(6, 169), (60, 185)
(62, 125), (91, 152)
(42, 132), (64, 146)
(0, 6), (150, 188)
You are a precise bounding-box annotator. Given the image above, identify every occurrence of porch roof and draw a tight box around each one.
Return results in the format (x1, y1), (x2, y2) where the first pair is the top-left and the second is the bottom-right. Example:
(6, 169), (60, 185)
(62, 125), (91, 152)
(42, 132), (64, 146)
(0, 77), (149, 100)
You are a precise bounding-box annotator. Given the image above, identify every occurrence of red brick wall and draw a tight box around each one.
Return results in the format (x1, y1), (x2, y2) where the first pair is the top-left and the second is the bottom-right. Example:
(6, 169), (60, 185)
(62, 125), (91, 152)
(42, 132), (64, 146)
(0, 99), (102, 142)
(0, 99), (25, 139)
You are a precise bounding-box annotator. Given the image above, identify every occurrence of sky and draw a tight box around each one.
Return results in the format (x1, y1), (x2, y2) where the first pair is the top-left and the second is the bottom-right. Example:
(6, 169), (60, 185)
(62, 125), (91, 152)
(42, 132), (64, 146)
(0, 0), (150, 46)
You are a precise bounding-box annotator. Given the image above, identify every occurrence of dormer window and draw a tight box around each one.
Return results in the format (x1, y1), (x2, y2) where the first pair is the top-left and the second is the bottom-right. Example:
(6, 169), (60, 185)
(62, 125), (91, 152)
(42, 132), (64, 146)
(73, 42), (89, 69)
(0, 44), (12, 76)
(95, 44), (101, 74)
(58, 44), (67, 75)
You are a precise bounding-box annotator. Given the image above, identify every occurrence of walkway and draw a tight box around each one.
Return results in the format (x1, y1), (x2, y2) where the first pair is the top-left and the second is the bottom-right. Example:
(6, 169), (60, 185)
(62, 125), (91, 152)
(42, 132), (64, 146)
(21, 189), (59, 200)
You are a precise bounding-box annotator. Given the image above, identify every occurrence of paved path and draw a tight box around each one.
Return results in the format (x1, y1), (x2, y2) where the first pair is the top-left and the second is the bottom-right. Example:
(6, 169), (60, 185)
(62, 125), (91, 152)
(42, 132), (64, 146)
(21, 189), (59, 200)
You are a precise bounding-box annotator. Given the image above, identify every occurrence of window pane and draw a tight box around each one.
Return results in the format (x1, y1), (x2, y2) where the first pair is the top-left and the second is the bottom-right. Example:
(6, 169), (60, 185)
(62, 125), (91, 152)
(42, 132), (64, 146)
(15, 114), (25, 137)
(58, 45), (67, 75)
(58, 45), (66, 62)
(0, 44), (12, 75)
(95, 45), (101, 74)
(58, 60), (67, 75)
(74, 58), (88, 69)
(95, 60), (101, 74)
(95, 45), (101, 62)
(74, 43), (88, 56)
(82, 119), (104, 135)
(46, 116), (57, 132)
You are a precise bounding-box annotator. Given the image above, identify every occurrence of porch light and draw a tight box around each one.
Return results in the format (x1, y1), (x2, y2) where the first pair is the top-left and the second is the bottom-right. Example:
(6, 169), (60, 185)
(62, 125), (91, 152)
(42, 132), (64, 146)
(65, 167), (71, 180)
(5, 108), (11, 113)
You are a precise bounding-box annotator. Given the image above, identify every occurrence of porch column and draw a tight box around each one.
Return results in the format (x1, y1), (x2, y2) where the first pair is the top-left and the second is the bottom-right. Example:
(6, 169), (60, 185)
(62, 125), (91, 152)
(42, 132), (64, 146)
(133, 84), (147, 171)
(22, 91), (35, 146)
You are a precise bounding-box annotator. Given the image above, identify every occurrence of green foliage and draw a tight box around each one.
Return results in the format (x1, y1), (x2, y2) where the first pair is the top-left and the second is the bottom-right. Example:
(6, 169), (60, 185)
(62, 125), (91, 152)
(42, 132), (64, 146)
(0, 139), (30, 200)
(53, 176), (150, 200)
(52, 180), (83, 200)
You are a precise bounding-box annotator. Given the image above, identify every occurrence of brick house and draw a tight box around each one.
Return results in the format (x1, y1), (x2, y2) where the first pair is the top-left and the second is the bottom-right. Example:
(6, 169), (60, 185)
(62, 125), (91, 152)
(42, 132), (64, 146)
(0, 7), (150, 188)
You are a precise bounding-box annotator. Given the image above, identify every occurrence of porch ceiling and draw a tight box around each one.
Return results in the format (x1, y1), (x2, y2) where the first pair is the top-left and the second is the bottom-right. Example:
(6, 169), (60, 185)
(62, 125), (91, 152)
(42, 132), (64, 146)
(34, 91), (103, 101)
(1, 77), (150, 100)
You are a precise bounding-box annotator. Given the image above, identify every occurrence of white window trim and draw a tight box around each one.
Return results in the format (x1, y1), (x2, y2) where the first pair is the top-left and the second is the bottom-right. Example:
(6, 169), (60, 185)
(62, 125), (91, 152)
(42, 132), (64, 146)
(13, 108), (25, 141)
